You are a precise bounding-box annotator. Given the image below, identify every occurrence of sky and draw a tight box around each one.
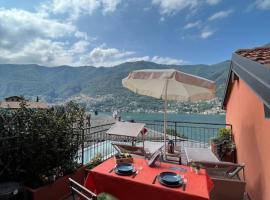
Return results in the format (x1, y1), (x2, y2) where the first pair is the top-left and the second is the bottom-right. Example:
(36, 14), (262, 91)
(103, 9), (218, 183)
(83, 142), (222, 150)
(0, 0), (270, 67)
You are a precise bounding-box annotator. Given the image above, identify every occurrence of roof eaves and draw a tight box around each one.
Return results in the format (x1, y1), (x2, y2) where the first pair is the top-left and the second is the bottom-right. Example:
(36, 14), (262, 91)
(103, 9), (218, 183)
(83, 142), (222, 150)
(223, 52), (270, 109)
(221, 61), (233, 109)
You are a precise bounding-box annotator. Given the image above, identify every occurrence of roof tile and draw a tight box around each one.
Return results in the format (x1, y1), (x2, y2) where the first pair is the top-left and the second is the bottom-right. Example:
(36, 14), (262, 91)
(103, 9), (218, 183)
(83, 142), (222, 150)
(236, 47), (270, 67)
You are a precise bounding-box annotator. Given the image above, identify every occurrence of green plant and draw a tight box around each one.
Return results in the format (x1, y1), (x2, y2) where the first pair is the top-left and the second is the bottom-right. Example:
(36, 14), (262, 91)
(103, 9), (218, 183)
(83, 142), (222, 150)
(0, 101), (85, 188)
(210, 137), (222, 144)
(218, 128), (232, 140)
(210, 128), (232, 144)
(85, 154), (103, 170)
(222, 140), (236, 154)
(190, 161), (197, 169)
(210, 128), (235, 158)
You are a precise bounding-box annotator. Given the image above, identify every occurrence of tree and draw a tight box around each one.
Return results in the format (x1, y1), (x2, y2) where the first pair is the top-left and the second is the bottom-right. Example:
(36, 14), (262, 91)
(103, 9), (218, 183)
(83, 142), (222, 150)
(0, 101), (86, 188)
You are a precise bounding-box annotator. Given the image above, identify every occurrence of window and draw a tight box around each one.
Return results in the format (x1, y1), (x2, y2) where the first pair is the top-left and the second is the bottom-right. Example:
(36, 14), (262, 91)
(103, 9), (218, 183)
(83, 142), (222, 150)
(264, 104), (270, 119)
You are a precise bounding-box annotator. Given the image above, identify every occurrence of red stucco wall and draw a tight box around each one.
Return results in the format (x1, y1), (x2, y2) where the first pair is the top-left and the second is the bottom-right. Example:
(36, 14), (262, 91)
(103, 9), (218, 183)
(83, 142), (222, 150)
(226, 79), (270, 200)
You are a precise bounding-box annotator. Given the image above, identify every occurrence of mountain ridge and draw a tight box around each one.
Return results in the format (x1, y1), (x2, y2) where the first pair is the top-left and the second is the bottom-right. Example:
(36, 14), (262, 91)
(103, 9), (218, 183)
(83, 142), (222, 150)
(0, 60), (230, 110)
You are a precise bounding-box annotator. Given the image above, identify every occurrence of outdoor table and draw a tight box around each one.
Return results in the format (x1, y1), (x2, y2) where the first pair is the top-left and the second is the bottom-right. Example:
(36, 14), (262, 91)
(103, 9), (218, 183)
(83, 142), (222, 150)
(85, 157), (213, 200)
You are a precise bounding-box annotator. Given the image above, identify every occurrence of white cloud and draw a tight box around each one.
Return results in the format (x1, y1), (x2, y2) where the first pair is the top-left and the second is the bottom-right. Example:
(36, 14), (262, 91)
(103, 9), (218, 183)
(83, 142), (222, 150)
(79, 47), (186, 67)
(75, 31), (89, 40)
(70, 40), (90, 54)
(152, 0), (199, 15)
(200, 29), (214, 39)
(42, 0), (122, 20)
(79, 47), (135, 66)
(151, 56), (185, 65)
(125, 56), (151, 63)
(206, 0), (221, 5)
(208, 9), (233, 21)
(0, 7), (92, 66)
(255, 0), (270, 9)
(102, 0), (122, 14)
(0, 39), (74, 66)
(89, 47), (134, 60)
(184, 21), (201, 30)
(0, 3), (187, 67)
(0, 8), (75, 41)
(152, 0), (221, 16)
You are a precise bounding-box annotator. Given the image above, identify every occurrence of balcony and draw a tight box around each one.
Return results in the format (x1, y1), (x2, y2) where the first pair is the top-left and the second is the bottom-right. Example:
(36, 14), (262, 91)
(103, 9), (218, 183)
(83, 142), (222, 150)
(0, 116), (248, 200)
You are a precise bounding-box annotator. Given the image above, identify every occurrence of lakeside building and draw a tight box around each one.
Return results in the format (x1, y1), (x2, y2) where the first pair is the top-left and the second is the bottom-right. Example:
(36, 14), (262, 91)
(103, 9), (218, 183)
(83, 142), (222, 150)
(0, 95), (48, 109)
(223, 46), (270, 200)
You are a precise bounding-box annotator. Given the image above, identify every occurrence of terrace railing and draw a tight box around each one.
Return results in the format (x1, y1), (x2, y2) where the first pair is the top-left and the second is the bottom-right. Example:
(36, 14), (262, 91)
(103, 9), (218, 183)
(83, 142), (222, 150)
(80, 120), (232, 164)
(135, 120), (232, 148)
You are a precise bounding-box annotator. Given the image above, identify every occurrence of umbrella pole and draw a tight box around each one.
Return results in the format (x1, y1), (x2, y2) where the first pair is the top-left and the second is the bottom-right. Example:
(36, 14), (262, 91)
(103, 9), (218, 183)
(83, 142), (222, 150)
(164, 79), (168, 160)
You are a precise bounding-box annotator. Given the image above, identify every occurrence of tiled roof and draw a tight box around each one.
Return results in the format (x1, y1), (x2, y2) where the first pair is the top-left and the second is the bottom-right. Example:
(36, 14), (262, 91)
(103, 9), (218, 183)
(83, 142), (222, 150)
(235, 47), (270, 67)
(223, 46), (270, 109)
(0, 101), (48, 109)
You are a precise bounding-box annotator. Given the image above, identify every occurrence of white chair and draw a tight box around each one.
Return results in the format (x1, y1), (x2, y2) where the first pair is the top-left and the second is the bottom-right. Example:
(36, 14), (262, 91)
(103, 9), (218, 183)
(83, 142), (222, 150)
(69, 178), (119, 200)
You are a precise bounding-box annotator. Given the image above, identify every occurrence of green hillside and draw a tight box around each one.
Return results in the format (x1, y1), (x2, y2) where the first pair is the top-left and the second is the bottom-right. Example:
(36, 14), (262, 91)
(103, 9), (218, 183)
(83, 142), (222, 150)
(0, 61), (230, 111)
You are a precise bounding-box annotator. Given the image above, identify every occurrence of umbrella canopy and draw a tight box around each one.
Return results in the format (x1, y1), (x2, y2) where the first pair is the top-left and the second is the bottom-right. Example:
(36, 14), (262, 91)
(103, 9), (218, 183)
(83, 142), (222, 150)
(122, 69), (216, 158)
(122, 69), (216, 101)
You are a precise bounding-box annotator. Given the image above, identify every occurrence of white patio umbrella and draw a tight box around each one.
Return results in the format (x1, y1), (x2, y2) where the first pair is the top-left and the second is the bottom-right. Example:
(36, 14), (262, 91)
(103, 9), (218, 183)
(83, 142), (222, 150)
(122, 69), (216, 156)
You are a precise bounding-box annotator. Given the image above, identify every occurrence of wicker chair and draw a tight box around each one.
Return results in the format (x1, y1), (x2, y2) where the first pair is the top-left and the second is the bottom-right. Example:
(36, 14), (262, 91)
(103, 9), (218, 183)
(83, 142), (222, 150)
(191, 161), (246, 200)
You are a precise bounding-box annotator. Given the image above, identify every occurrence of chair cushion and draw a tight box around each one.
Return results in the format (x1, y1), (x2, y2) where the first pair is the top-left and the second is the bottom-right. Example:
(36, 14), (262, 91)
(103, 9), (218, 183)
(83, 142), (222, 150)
(148, 151), (161, 167)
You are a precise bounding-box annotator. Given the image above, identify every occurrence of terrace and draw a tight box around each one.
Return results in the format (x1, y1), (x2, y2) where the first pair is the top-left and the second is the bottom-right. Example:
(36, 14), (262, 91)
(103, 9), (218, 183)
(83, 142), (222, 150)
(0, 68), (248, 200)
(73, 119), (247, 200)
(1, 111), (247, 200)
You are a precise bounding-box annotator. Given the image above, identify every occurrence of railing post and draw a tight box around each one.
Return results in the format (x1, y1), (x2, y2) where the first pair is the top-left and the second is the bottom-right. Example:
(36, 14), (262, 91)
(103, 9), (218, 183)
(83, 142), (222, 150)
(174, 122), (177, 146)
(81, 128), (85, 165)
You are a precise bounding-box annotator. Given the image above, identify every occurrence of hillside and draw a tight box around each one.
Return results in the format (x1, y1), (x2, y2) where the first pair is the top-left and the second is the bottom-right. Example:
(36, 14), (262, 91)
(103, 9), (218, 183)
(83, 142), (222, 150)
(0, 61), (230, 112)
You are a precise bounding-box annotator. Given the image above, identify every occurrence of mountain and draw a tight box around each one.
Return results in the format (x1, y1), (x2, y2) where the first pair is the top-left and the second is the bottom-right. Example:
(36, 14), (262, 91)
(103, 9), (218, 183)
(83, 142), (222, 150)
(0, 61), (230, 111)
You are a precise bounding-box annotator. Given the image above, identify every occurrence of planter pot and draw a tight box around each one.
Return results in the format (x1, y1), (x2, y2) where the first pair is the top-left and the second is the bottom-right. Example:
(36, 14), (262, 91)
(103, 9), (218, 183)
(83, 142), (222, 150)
(26, 166), (86, 200)
(210, 141), (220, 158)
(221, 151), (236, 162)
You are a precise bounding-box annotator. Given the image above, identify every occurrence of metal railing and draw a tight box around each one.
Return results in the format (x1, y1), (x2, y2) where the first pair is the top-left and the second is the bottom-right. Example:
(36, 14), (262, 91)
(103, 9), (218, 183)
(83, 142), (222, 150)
(80, 120), (232, 164)
(1, 119), (231, 166)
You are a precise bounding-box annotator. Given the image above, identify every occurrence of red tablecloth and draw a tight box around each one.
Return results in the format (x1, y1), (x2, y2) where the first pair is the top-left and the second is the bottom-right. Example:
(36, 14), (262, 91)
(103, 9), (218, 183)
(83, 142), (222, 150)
(85, 158), (213, 200)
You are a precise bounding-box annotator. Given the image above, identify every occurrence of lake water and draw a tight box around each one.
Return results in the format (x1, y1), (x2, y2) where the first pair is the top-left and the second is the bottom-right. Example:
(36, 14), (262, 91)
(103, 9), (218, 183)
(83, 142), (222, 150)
(93, 112), (225, 124)
(120, 112), (225, 124)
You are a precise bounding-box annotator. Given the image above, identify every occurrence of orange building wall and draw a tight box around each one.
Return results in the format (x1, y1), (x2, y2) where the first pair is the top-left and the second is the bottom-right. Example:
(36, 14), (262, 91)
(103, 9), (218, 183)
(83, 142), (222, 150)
(226, 79), (270, 200)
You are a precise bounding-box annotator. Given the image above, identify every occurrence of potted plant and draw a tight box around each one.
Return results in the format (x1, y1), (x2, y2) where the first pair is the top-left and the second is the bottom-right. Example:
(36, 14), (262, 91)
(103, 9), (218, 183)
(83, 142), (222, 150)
(210, 128), (235, 161)
(85, 154), (103, 172)
(210, 137), (223, 157)
(26, 165), (86, 200)
(226, 142), (236, 155)
(190, 161), (196, 172)
(195, 164), (201, 174)
(190, 161), (201, 174)
(218, 128), (232, 140)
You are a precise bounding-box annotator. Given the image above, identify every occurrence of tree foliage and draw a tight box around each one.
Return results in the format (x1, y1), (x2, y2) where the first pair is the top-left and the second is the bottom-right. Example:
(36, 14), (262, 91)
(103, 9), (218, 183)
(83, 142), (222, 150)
(0, 101), (85, 188)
